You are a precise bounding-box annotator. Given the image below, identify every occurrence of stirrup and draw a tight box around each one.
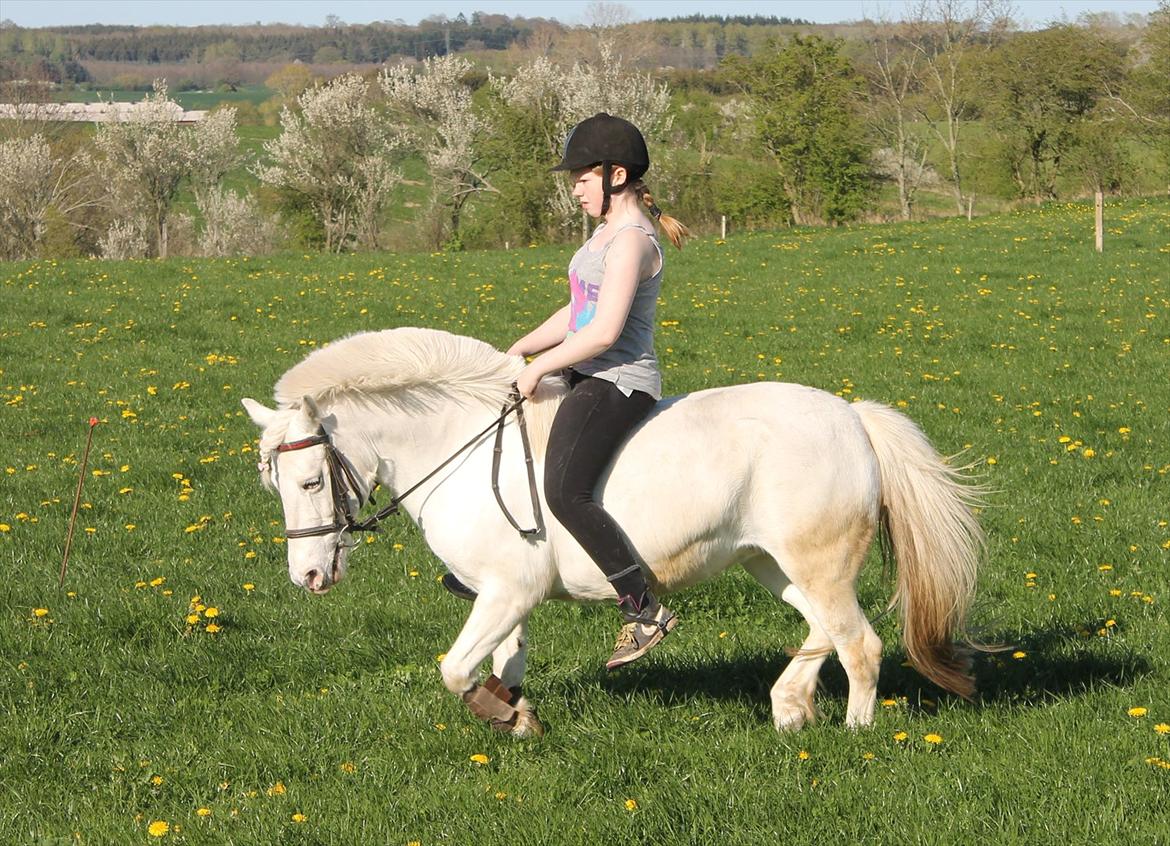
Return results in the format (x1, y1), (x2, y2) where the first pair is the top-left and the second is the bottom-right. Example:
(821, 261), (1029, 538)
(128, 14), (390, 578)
(606, 601), (678, 671)
(441, 572), (478, 601)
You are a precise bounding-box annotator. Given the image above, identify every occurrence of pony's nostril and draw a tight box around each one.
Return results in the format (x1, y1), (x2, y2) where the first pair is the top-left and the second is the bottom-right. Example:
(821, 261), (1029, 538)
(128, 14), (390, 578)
(305, 569), (322, 590)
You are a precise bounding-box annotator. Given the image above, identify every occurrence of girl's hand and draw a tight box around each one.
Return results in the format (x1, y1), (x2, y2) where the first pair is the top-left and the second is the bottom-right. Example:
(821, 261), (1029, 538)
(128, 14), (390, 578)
(515, 362), (545, 399)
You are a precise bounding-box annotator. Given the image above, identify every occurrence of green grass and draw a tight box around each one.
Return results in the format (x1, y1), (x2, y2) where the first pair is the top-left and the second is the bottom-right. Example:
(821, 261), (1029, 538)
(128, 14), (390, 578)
(1, 198), (1168, 843)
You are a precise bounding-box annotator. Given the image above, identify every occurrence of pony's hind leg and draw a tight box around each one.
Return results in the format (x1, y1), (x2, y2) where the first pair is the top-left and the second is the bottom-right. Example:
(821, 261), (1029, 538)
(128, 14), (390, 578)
(793, 576), (883, 729)
(743, 557), (831, 731)
(747, 533), (883, 729)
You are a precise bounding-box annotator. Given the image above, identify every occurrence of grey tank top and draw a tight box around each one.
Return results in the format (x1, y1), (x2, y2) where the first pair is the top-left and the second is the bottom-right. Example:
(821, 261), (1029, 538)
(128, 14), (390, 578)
(566, 222), (664, 400)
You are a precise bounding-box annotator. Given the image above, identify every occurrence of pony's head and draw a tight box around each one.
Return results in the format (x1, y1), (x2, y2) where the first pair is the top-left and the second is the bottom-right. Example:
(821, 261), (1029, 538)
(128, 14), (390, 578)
(242, 395), (357, 594)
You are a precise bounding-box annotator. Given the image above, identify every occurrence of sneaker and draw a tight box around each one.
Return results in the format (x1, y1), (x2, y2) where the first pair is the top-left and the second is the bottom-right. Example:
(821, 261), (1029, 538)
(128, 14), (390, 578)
(440, 572), (478, 601)
(606, 595), (678, 671)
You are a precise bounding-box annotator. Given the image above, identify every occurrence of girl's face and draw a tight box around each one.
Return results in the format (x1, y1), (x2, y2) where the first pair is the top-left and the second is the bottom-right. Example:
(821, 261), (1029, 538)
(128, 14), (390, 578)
(570, 167), (604, 217)
(570, 165), (628, 218)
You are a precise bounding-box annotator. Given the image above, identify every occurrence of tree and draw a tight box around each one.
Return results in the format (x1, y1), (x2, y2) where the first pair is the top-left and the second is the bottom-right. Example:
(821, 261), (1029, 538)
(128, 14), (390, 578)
(981, 25), (1127, 201)
(906, 0), (1013, 212)
(1115, 1), (1170, 174)
(857, 20), (931, 219)
(94, 81), (212, 258)
(265, 64), (314, 101)
(255, 73), (406, 252)
(380, 55), (494, 249)
(0, 133), (104, 260)
(729, 35), (875, 225)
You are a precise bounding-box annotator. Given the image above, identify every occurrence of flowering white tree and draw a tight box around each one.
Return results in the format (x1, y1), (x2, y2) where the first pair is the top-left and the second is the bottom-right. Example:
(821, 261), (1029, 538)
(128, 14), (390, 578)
(94, 81), (185, 258)
(490, 39), (672, 227)
(255, 73), (405, 252)
(0, 133), (103, 260)
(381, 55), (494, 248)
(196, 186), (277, 257)
(93, 81), (241, 258)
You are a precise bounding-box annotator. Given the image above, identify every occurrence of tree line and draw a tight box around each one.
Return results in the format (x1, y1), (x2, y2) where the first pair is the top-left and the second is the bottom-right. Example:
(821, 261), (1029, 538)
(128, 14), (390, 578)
(0, 2), (1166, 262)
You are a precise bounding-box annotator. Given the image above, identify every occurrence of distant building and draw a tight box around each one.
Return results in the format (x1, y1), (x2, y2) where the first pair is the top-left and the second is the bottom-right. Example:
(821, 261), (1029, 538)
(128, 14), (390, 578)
(0, 101), (206, 123)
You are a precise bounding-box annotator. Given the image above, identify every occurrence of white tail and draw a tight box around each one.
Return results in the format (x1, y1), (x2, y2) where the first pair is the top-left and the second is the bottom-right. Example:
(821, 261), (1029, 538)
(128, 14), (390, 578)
(854, 401), (986, 698)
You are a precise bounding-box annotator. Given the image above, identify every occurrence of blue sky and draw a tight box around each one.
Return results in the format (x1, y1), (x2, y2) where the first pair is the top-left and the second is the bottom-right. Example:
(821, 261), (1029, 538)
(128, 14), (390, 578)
(2, 0), (1161, 29)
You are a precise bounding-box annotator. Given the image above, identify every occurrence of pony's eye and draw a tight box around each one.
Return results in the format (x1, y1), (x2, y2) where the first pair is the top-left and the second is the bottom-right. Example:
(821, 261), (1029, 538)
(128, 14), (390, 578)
(302, 477), (323, 491)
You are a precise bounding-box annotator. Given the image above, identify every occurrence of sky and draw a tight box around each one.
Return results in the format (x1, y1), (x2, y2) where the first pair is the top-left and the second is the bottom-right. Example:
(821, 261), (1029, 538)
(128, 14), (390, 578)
(1, 0), (1161, 29)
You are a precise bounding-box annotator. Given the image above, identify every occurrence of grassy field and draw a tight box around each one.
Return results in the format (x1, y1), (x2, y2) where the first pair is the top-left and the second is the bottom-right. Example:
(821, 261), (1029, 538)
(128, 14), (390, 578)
(1, 198), (1168, 844)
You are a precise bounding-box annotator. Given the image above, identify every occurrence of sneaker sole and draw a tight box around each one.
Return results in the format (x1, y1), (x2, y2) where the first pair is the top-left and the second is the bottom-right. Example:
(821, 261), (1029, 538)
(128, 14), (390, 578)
(605, 614), (678, 671)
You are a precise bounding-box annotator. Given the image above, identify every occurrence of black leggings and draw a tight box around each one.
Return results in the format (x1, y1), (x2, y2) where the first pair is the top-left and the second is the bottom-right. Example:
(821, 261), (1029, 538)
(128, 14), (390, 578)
(544, 372), (656, 601)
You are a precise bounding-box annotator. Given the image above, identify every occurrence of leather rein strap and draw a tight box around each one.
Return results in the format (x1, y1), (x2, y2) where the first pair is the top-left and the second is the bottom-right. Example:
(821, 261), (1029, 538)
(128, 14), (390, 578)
(273, 385), (544, 541)
(492, 387), (545, 537)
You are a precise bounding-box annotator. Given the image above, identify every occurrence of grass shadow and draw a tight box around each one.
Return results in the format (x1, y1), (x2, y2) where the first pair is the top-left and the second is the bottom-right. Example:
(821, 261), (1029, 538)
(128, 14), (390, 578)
(591, 623), (1154, 719)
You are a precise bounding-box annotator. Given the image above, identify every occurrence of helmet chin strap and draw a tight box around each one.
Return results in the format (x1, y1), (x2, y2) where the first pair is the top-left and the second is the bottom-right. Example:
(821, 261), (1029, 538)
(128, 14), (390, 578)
(601, 160), (613, 217)
(599, 162), (632, 218)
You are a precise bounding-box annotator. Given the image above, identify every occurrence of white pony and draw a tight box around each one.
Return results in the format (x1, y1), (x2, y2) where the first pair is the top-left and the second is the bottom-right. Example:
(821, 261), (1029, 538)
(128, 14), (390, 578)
(243, 327), (985, 736)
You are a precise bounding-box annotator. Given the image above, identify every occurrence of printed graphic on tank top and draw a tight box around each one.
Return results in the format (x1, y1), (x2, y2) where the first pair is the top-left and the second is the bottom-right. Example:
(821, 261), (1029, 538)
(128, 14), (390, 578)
(564, 222), (665, 400)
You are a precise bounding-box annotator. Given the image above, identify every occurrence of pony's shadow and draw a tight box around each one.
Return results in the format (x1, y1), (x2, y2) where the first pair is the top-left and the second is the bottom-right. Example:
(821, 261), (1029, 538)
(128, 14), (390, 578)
(594, 624), (1153, 720)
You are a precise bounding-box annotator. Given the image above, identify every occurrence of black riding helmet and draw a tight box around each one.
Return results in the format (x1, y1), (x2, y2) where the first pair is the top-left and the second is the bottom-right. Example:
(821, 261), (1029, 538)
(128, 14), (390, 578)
(551, 113), (649, 215)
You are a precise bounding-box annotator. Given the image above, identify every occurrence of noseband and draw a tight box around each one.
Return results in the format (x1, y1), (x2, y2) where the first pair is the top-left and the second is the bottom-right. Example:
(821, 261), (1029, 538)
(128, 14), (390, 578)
(268, 388), (545, 542)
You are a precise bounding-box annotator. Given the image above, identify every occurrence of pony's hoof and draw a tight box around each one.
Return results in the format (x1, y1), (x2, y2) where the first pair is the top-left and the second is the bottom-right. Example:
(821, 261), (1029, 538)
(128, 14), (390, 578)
(511, 707), (545, 738)
(772, 696), (816, 732)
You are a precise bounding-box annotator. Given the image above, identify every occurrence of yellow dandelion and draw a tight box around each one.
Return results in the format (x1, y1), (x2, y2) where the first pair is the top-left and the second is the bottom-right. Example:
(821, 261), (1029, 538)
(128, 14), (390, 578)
(624, 798), (638, 811)
(185, 614), (200, 625)
(1128, 707), (1148, 718)
(243, 583), (255, 591)
(151, 775), (164, 786)
(797, 750), (810, 760)
(32, 608), (49, 618)
(339, 761), (356, 773)
(196, 807), (211, 817)
(880, 698), (897, 708)
(923, 733), (943, 745)
(203, 607), (219, 618)
(1012, 651), (1027, 660)
(862, 752), (875, 761)
(147, 820), (170, 837)
(205, 623), (221, 634)
(268, 781), (286, 796)
(469, 754), (490, 765)
(1154, 724), (1170, 735)
(291, 813), (306, 824)
(893, 731), (909, 743)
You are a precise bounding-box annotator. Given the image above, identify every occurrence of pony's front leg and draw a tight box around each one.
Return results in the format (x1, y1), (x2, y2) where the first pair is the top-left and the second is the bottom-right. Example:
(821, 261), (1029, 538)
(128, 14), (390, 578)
(488, 621), (543, 737)
(440, 592), (542, 736)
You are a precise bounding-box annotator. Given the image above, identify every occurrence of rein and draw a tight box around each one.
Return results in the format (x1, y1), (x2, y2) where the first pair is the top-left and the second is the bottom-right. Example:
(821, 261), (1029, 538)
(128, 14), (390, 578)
(272, 386), (545, 541)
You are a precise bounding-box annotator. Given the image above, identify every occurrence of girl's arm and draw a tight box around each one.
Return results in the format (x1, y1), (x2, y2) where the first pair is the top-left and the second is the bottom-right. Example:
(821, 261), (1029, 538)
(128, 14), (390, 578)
(507, 304), (571, 357)
(515, 229), (649, 396)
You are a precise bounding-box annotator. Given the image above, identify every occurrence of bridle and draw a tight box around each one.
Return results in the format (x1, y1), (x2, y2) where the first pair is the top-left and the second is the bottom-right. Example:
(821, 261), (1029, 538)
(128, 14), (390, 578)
(268, 387), (545, 541)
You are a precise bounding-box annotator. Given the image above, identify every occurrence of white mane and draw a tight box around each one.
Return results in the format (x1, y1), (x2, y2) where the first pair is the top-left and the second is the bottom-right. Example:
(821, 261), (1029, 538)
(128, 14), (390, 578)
(275, 327), (523, 409)
(270, 327), (565, 457)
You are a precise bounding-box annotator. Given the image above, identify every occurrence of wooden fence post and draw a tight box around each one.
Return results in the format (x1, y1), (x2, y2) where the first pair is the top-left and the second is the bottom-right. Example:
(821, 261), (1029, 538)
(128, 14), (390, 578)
(1095, 191), (1104, 253)
(721, 215), (726, 240)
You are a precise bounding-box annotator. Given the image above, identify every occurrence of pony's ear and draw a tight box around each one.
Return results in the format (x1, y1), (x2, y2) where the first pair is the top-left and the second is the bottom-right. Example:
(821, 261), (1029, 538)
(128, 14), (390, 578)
(299, 395), (321, 425)
(241, 398), (276, 429)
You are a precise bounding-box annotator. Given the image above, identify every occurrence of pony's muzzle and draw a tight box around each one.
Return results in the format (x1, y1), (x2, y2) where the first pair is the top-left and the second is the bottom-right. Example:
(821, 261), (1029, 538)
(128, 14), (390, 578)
(304, 568), (331, 594)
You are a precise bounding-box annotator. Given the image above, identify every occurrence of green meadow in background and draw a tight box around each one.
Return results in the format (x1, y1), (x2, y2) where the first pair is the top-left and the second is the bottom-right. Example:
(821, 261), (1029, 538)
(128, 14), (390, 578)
(1, 198), (1167, 843)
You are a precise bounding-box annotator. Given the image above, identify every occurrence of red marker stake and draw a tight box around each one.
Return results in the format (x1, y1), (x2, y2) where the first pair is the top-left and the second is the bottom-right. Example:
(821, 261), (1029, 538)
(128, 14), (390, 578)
(59, 416), (100, 588)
